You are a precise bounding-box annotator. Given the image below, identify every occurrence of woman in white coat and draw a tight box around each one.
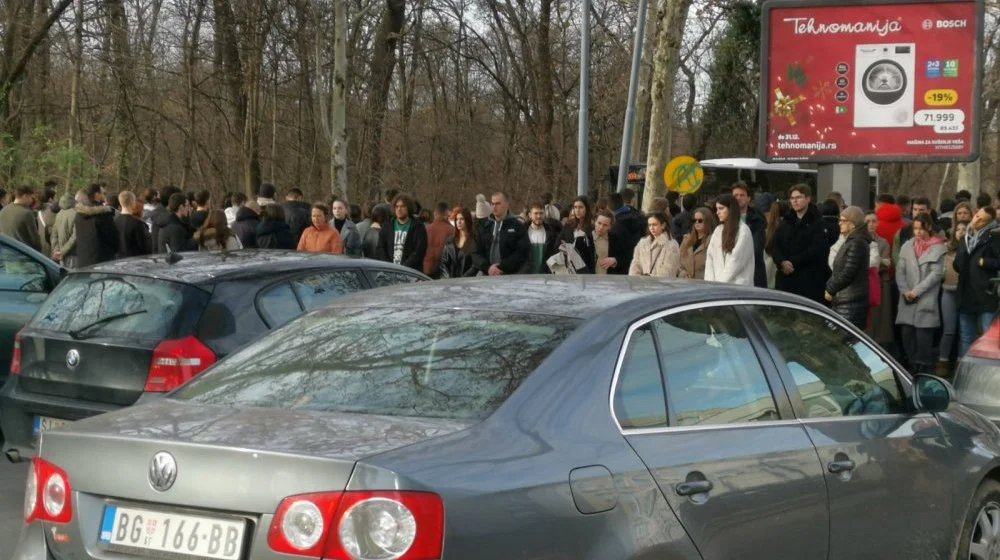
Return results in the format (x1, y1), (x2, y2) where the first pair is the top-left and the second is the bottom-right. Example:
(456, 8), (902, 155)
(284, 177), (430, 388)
(628, 212), (680, 277)
(705, 194), (755, 285)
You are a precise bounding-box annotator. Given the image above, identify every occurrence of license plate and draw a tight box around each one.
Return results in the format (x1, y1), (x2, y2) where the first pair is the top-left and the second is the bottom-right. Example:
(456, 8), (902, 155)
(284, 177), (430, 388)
(98, 504), (246, 560)
(32, 415), (71, 436)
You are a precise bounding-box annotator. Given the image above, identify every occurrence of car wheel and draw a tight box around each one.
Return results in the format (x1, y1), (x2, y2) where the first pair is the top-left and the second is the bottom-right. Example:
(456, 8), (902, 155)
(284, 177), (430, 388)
(958, 480), (1000, 560)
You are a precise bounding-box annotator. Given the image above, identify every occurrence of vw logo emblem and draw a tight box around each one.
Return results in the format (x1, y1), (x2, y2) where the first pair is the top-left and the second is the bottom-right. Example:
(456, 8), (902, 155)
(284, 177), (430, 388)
(148, 451), (178, 492)
(65, 349), (80, 370)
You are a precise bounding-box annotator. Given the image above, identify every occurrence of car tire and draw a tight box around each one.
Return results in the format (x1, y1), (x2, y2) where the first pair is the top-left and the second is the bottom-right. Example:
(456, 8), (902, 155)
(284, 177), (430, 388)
(957, 479), (1000, 560)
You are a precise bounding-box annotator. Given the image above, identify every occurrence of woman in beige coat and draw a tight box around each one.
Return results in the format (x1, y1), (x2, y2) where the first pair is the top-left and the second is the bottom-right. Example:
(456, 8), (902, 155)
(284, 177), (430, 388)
(629, 212), (679, 277)
(679, 207), (716, 280)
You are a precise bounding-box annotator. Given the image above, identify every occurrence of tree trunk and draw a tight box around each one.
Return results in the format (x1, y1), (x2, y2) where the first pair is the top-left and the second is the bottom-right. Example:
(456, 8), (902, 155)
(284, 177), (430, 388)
(358, 0), (405, 201)
(105, 0), (135, 190)
(956, 160), (981, 198)
(536, 0), (556, 187)
(642, 0), (691, 210)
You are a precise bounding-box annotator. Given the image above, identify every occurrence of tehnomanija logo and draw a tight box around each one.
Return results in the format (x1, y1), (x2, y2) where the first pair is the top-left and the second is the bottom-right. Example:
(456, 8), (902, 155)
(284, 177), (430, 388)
(782, 17), (903, 37)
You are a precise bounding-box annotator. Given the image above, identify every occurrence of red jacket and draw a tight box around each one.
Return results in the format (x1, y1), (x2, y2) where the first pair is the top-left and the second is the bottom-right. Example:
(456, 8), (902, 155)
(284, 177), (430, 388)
(875, 204), (903, 250)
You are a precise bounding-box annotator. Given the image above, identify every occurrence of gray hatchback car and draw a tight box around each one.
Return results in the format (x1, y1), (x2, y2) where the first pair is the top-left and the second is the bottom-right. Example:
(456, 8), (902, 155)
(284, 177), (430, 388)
(14, 277), (1000, 560)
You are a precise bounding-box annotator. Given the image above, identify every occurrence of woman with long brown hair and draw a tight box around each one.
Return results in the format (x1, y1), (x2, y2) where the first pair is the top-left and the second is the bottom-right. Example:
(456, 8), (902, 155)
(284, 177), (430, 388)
(440, 207), (485, 278)
(628, 212), (679, 277)
(678, 207), (716, 280)
(704, 194), (754, 285)
(559, 196), (596, 273)
(193, 209), (242, 251)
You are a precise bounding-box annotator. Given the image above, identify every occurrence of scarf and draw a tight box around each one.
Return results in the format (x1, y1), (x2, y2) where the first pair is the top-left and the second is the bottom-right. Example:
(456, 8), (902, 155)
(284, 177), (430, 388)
(966, 221), (997, 253)
(913, 235), (944, 259)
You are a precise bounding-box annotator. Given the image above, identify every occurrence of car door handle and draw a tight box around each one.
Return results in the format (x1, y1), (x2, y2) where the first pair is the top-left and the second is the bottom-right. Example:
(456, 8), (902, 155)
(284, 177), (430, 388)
(827, 460), (856, 474)
(674, 480), (714, 496)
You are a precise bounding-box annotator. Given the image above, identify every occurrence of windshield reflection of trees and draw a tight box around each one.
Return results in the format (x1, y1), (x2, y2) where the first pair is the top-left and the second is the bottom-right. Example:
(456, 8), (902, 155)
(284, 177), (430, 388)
(173, 307), (578, 420)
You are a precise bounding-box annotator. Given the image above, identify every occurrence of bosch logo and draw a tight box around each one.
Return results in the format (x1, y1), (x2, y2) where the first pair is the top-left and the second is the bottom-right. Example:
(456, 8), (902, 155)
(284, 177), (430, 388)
(936, 19), (968, 29)
(921, 19), (933, 30)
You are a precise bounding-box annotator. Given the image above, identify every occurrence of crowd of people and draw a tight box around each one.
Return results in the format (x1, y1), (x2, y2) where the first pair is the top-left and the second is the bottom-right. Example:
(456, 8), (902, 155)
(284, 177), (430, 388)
(1, 180), (998, 375)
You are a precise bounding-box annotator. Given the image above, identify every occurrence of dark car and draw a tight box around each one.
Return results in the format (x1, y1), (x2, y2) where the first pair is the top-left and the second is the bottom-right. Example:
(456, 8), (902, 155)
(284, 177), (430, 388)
(14, 277), (1000, 560)
(0, 234), (61, 392)
(1, 250), (427, 461)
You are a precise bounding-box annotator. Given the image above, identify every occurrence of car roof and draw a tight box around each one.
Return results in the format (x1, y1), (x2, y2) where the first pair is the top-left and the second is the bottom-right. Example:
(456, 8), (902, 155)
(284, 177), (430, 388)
(79, 250), (424, 285)
(0, 233), (60, 272)
(332, 275), (826, 319)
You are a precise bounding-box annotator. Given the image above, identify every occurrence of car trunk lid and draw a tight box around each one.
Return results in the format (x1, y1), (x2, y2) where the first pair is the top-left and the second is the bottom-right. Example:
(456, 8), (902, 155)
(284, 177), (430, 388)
(17, 334), (157, 405)
(38, 400), (473, 513)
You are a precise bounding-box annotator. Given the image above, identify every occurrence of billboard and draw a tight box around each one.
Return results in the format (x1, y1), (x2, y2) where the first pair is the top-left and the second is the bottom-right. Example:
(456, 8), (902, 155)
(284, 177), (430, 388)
(759, 0), (984, 163)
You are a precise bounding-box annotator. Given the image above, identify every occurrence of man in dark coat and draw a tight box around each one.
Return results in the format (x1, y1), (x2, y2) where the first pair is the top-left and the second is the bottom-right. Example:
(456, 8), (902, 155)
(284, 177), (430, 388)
(954, 206), (1000, 357)
(732, 182), (768, 288)
(609, 191), (644, 273)
(671, 194), (696, 242)
(772, 184), (830, 304)
(478, 191), (529, 275)
(377, 192), (427, 271)
(115, 191), (151, 258)
(282, 187), (311, 243)
(149, 185), (180, 246)
(75, 183), (119, 267)
(155, 193), (196, 253)
(231, 193), (260, 248)
(523, 202), (561, 273)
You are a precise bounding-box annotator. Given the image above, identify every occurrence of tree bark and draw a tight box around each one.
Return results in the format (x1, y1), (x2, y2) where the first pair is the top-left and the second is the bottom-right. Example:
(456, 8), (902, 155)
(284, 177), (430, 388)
(358, 0), (405, 201)
(643, 0), (691, 210)
(629, 0), (658, 163)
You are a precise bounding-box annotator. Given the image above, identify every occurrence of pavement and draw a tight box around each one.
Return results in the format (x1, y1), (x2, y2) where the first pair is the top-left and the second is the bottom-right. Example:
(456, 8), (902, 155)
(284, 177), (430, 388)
(0, 459), (27, 550)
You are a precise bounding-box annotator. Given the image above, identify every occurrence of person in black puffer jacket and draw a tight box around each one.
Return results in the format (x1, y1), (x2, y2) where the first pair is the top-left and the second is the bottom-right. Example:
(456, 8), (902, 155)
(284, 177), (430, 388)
(232, 204), (261, 249)
(825, 206), (871, 329)
(256, 204), (296, 249)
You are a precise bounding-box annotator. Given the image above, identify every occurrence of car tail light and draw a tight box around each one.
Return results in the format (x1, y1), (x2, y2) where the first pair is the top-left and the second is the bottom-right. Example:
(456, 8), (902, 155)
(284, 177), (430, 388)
(10, 330), (22, 375)
(268, 491), (444, 559)
(24, 456), (72, 524)
(144, 336), (216, 392)
(967, 319), (1000, 360)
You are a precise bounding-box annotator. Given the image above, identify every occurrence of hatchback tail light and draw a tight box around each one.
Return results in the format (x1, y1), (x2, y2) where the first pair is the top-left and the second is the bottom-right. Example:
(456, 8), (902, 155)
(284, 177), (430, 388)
(10, 330), (22, 375)
(24, 456), (72, 524)
(967, 319), (1000, 360)
(268, 490), (444, 559)
(144, 336), (216, 392)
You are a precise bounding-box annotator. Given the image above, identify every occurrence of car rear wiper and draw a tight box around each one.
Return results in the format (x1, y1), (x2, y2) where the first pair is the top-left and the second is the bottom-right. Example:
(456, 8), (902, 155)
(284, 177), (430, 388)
(68, 310), (148, 340)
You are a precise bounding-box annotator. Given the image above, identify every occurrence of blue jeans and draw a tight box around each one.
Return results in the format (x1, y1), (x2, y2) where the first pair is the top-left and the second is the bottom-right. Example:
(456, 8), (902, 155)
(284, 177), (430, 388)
(959, 311), (996, 357)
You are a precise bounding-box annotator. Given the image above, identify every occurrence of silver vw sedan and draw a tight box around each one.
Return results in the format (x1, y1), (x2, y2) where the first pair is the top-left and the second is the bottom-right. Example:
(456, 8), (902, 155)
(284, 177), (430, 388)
(13, 277), (1000, 560)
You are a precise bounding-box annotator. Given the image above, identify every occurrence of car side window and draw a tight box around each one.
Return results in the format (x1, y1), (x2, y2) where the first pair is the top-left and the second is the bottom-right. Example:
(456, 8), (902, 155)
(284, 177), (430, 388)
(291, 270), (364, 311)
(371, 270), (422, 288)
(613, 326), (668, 429)
(653, 307), (779, 426)
(258, 282), (304, 328)
(0, 243), (47, 292)
(750, 305), (904, 418)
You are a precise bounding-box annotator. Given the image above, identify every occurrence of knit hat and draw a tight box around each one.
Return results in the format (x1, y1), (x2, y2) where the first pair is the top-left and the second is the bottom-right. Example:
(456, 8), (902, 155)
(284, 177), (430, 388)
(475, 194), (490, 220)
(841, 205), (865, 229)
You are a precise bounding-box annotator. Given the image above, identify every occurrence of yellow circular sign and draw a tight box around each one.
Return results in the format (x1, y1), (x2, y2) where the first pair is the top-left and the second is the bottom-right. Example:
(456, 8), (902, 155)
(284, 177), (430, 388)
(663, 156), (704, 194)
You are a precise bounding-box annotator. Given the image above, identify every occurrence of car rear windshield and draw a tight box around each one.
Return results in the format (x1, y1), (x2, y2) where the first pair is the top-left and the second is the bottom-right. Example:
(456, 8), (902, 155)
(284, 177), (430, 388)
(170, 307), (579, 420)
(30, 273), (211, 342)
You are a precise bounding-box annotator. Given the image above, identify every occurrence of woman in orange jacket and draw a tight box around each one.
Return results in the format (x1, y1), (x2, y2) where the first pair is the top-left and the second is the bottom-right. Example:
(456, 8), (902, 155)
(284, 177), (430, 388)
(297, 203), (343, 254)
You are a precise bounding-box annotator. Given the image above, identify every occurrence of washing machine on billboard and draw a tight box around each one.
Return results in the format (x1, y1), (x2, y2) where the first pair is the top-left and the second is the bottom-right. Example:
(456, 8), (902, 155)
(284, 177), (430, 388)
(853, 43), (916, 128)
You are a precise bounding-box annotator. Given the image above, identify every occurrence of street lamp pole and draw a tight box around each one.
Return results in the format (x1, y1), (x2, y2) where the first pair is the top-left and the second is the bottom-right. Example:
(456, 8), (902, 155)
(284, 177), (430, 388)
(616, 0), (648, 193)
(577, 0), (591, 197)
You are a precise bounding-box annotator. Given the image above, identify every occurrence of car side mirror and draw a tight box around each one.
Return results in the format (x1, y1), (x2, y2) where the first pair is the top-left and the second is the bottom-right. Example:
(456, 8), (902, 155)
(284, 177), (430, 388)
(912, 374), (954, 413)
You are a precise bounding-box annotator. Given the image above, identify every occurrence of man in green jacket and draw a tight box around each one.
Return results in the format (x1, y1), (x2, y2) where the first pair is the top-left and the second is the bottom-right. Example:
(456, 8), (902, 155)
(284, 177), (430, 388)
(51, 191), (86, 267)
(0, 185), (41, 251)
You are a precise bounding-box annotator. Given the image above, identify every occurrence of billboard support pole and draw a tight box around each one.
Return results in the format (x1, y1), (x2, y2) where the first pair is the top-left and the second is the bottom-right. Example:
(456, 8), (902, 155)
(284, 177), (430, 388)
(577, 0), (591, 198)
(818, 163), (871, 208)
(616, 0), (648, 194)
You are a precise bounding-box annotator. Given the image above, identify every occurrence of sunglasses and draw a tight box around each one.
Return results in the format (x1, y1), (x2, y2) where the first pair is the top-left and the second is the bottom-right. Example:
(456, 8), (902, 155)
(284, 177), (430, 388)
(694, 219), (705, 223)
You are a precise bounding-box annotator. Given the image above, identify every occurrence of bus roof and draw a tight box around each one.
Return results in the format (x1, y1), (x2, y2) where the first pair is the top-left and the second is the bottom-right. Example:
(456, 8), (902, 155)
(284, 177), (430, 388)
(700, 158), (816, 174)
